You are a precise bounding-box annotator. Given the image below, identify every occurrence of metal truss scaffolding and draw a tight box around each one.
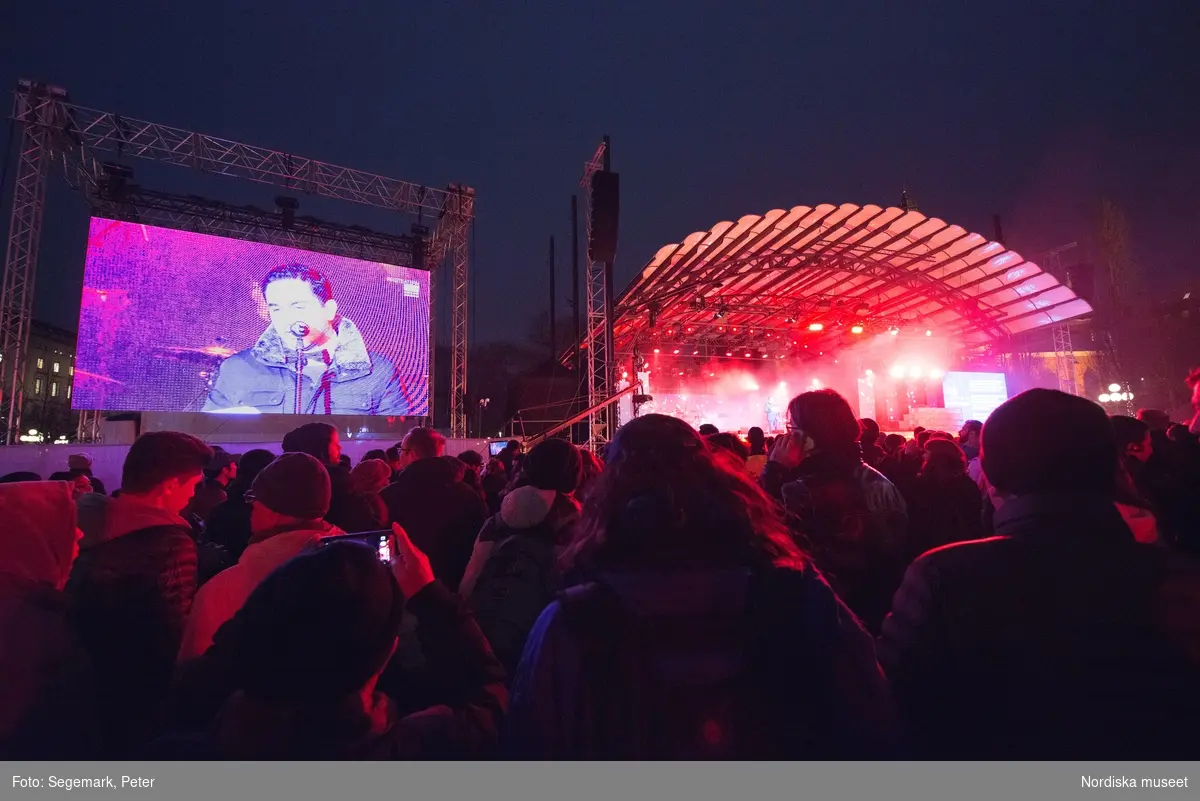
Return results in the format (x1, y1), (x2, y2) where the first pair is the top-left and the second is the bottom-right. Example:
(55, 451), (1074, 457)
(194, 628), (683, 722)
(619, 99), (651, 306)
(1043, 248), (1079, 396)
(579, 141), (613, 452)
(0, 86), (53, 445)
(3, 79), (475, 442)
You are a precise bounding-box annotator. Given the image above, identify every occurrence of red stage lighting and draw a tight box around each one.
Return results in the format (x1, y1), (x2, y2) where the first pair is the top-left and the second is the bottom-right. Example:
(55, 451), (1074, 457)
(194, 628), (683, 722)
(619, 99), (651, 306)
(808, 322), (824, 331)
(744, 352), (752, 358)
(726, 351), (733, 357)
(653, 348), (661, 353)
(672, 349), (680, 354)
(850, 324), (864, 335)
(692, 350), (699, 355)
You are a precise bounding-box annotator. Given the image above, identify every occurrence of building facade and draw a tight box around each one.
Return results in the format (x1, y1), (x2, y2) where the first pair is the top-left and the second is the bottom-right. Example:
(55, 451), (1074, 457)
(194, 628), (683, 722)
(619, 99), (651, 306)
(20, 321), (78, 441)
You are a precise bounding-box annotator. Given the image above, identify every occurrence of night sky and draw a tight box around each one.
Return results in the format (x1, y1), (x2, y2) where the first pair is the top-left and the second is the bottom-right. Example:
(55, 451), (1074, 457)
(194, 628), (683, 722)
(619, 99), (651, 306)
(2, 1), (1198, 344)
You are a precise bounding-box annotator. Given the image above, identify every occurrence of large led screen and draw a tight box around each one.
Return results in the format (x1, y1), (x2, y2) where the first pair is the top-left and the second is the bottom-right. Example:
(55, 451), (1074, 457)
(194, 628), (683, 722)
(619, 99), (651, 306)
(74, 218), (430, 416)
(942, 371), (1009, 423)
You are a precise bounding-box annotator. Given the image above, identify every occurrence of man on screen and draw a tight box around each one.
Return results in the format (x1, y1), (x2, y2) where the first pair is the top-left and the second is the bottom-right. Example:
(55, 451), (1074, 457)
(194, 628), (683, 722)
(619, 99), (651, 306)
(203, 264), (410, 415)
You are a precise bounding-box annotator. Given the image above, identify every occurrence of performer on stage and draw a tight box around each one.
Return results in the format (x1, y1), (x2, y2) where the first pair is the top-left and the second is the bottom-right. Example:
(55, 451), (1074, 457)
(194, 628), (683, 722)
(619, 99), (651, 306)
(765, 394), (783, 433)
(203, 264), (409, 415)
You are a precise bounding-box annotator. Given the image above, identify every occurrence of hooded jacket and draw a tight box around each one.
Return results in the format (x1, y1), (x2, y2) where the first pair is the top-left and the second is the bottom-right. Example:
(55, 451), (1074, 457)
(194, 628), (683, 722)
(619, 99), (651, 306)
(0, 482), (102, 758)
(380, 457), (489, 591)
(202, 317), (411, 415)
(458, 487), (580, 673)
(66, 493), (198, 757)
(178, 522), (341, 662)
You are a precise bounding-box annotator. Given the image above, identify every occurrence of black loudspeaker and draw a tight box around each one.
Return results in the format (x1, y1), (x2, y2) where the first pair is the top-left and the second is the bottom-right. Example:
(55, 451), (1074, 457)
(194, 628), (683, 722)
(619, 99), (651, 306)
(589, 171), (620, 263)
(1065, 263), (1095, 304)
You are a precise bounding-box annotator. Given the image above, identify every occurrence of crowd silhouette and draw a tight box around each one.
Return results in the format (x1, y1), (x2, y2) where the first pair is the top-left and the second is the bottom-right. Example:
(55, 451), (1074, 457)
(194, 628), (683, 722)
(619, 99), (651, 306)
(4, 372), (1200, 760)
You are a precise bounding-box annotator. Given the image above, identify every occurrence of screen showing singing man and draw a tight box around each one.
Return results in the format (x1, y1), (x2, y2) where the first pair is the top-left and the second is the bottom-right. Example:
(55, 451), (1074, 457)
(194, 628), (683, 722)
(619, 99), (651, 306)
(204, 264), (409, 415)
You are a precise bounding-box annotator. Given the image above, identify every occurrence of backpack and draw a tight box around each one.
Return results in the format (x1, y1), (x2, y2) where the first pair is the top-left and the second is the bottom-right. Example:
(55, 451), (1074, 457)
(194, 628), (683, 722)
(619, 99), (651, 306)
(467, 520), (560, 673)
(555, 568), (841, 759)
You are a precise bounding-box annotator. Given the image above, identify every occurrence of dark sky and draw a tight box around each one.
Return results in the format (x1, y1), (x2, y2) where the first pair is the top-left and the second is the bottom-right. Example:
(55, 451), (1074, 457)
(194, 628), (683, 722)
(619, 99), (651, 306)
(3, 1), (1198, 342)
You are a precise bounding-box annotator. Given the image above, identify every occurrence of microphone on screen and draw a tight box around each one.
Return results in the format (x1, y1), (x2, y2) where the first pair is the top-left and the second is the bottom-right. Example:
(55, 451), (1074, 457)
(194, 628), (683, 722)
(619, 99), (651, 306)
(289, 322), (310, 342)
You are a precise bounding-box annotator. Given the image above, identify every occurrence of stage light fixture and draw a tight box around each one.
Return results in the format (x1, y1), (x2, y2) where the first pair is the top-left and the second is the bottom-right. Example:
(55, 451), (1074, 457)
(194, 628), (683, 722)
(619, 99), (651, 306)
(672, 349), (680, 354)
(888, 327), (900, 336)
(744, 352), (752, 358)
(890, 365), (905, 379)
(808, 322), (824, 332)
(855, 301), (870, 316)
(1099, 393), (1111, 403)
(850, 325), (864, 335)
(1107, 383), (1121, 393)
(817, 299), (832, 311)
(761, 354), (768, 359)
(908, 366), (922, 379)
(653, 348), (661, 354)
(929, 368), (944, 379)
(784, 316), (796, 324)
(865, 369), (874, 376)
(726, 351), (733, 357)
(925, 329), (933, 337)
(692, 350), (699, 355)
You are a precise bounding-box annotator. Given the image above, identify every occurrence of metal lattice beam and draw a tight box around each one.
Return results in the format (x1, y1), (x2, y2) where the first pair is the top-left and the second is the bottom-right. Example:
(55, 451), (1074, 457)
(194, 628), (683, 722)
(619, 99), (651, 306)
(89, 186), (426, 265)
(1, 87), (54, 445)
(445, 185), (474, 438)
(580, 141), (611, 451)
(1043, 249), (1079, 396)
(7, 79), (473, 434)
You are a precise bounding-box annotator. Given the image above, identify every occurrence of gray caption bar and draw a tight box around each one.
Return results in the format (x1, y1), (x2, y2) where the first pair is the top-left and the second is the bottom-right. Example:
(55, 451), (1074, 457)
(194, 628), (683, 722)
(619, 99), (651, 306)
(2, 762), (1197, 801)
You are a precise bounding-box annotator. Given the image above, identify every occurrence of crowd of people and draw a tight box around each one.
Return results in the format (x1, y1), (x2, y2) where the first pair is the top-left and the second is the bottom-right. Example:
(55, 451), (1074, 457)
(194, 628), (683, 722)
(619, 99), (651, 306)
(4, 370), (1200, 760)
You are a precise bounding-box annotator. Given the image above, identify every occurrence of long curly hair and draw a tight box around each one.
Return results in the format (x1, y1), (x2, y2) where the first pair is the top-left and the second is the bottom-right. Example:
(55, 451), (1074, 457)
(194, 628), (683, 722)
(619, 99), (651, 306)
(561, 414), (804, 573)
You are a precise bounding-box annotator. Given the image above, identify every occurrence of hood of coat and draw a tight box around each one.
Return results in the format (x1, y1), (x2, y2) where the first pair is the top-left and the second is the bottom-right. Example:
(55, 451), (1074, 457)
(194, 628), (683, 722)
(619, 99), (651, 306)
(0, 481), (79, 589)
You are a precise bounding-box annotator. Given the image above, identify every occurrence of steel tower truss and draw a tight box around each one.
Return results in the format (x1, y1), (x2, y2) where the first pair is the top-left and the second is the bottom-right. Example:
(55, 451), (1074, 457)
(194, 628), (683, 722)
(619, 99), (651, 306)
(3, 80), (475, 442)
(1, 87), (53, 445)
(1043, 248), (1079, 397)
(579, 141), (612, 452)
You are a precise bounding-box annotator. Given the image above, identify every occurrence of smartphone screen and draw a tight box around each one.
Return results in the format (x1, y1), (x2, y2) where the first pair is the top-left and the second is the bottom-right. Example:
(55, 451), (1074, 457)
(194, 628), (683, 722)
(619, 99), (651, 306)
(319, 530), (396, 565)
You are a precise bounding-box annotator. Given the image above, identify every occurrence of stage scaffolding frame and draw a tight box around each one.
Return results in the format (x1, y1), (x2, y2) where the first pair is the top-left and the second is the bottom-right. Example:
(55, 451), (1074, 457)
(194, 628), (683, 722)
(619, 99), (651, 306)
(1042, 246), (1079, 397)
(579, 139), (612, 452)
(3, 79), (474, 444)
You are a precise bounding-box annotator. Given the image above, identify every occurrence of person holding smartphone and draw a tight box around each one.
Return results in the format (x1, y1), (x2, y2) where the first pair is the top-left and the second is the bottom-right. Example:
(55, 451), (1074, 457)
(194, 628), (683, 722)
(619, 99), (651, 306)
(157, 523), (507, 759)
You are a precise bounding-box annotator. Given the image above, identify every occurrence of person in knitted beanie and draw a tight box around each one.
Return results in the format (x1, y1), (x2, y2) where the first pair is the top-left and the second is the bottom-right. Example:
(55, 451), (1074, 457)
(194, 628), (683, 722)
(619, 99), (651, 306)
(177, 452), (335, 662)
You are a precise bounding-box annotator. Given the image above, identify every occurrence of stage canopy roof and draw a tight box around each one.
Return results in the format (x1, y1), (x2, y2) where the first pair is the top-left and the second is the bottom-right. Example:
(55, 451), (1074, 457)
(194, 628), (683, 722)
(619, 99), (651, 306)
(610, 203), (1092, 358)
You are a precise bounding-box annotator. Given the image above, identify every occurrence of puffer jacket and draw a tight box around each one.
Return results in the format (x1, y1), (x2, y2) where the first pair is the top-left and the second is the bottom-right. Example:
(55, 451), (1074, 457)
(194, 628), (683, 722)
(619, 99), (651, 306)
(203, 317), (414, 415)
(66, 494), (198, 757)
